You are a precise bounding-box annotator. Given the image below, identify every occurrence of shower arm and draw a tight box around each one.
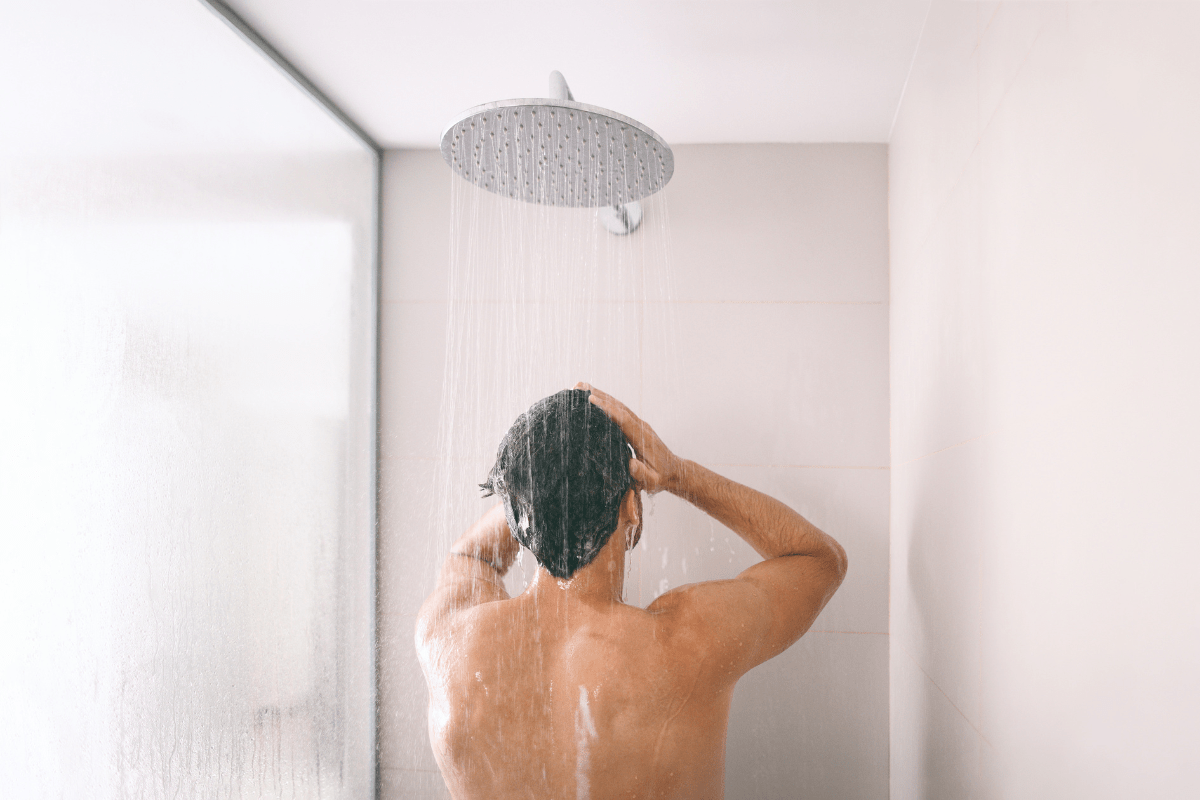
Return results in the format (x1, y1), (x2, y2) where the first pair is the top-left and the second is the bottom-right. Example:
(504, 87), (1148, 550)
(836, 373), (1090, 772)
(549, 70), (574, 102)
(549, 70), (643, 235)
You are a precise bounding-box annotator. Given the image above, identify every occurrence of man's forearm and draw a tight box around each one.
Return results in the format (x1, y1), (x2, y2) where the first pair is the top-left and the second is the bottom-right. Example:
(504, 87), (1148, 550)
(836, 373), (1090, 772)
(449, 504), (520, 575)
(670, 459), (846, 569)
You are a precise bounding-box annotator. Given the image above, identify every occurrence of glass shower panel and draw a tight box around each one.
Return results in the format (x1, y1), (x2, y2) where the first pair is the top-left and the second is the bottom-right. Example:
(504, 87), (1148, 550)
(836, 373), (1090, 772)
(0, 2), (376, 797)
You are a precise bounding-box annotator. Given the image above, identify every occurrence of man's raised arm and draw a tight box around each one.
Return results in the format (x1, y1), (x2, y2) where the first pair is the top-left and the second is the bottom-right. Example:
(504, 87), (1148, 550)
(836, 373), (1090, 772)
(582, 383), (848, 675)
(417, 504), (520, 636)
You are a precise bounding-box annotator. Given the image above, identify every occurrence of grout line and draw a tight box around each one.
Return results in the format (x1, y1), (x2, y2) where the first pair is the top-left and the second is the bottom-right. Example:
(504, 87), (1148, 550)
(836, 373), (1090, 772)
(652, 300), (886, 306)
(982, 0), (1003, 42)
(387, 617), (890, 638)
(707, 463), (889, 471)
(893, 430), (997, 469)
(904, 7), (1048, 266)
(888, 0), (934, 142)
(969, 0), (997, 57)
(388, 459), (889, 470)
(978, 19), (1046, 140)
(904, 647), (995, 750)
(381, 299), (887, 306)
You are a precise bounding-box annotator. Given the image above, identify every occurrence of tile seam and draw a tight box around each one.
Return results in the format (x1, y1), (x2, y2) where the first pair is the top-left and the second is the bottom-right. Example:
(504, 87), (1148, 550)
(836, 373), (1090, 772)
(705, 463), (889, 470)
(379, 299), (887, 306)
(894, 430), (998, 468)
(902, 645), (994, 750)
(388, 458), (890, 470)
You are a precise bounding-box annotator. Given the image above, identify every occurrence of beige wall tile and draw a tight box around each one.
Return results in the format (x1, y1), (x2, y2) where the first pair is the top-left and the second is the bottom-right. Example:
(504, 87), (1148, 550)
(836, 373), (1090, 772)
(727, 631), (889, 800)
(643, 302), (890, 468)
(668, 144), (889, 303)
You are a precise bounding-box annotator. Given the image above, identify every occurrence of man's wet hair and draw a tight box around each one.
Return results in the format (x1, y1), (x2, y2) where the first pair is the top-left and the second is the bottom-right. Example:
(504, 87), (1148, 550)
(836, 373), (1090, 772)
(481, 389), (633, 580)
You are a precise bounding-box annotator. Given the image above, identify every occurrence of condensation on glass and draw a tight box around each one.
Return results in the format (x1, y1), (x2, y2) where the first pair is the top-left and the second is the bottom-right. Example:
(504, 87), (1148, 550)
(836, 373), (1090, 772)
(0, 2), (376, 797)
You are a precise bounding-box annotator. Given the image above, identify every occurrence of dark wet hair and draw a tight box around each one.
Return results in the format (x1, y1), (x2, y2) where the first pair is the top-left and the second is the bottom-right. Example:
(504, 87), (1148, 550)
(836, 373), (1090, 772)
(480, 389), (633, 580)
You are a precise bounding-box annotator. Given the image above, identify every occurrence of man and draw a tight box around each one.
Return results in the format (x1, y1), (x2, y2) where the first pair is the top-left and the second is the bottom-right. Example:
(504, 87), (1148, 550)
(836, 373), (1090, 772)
(416, 384), (847, 800)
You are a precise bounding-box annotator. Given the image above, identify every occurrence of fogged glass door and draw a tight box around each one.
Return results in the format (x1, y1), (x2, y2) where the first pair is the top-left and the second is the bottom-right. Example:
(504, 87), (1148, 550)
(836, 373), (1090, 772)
(0, 2), (377, 796)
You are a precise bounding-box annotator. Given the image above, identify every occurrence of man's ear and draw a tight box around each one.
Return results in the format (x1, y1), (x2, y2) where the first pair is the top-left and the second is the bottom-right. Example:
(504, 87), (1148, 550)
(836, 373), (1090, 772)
(622, 488), (640, 525)
(624, 489), (643, 550)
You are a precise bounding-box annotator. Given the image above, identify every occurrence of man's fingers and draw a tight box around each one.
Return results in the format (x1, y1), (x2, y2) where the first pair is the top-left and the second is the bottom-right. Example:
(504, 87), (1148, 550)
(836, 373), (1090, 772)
(588, 393), (631, 427)
(591, 396), (645, 449)
(583, 383), (614, 402)
(579, 381), (619, 409)
(585, 387), (655, 459)
(582, 383), (621, 408)
(587, 389), (634, 425)
(629, 458), (658, 489)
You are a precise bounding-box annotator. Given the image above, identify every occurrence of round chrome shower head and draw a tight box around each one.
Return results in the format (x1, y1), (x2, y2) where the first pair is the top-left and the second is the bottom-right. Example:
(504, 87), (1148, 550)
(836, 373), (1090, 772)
(440, 73), (674, 208)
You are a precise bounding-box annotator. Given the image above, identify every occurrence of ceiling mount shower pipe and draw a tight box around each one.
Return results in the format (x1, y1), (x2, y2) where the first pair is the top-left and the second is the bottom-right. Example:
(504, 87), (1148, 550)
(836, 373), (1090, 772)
(440, 71), (673, 227)
(548, 71), (643, 234)
(549, 70), (574, 102)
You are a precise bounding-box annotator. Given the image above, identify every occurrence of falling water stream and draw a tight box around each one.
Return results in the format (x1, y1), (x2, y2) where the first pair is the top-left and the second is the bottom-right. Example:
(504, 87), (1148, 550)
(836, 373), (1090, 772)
(432, 129), (679, 607)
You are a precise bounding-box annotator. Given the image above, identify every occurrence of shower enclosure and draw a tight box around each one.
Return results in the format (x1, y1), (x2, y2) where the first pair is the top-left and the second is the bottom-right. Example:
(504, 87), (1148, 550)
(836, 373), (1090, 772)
(0, 1), (378, 796)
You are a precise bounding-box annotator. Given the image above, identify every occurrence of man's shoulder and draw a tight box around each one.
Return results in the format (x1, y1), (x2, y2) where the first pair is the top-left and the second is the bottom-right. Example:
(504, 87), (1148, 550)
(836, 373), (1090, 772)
(642, 579), (771, 660)
(425, 589), (520, 627)
(416, 592), (519, 661)
(644, 580), (736, 623)
(632, 585), (728, 652)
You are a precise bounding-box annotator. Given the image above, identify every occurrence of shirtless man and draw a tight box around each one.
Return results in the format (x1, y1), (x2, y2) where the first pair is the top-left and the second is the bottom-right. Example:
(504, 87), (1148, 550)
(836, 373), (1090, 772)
(416, 384), (847, 800)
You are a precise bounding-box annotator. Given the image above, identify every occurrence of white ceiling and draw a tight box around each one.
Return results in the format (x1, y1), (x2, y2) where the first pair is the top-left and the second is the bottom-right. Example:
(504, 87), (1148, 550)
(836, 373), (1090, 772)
(226, 0), (932, 148)
(1, 0), (362, 156)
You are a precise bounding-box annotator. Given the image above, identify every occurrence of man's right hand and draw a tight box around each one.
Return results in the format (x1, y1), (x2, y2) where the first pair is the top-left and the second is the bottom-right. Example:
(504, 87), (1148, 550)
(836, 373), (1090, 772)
(576, 383), (682, 496)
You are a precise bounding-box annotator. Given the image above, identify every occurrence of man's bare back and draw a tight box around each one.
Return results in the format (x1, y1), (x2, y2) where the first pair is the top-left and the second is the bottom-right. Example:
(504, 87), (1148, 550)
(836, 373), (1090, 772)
(417, 386), (847, 800)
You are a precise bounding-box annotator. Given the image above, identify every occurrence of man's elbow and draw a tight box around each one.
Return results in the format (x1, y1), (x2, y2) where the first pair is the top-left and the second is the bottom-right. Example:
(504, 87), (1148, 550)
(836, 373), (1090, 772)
(826, 539), (849, 586)
(414, 605), (434, 650)
(414, 594), (446, 651)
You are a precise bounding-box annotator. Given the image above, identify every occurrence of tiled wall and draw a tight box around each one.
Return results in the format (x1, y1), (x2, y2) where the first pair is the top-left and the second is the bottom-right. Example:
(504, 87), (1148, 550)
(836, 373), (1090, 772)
(889, 3), (1200, 798)
(379, 144), (890, 798)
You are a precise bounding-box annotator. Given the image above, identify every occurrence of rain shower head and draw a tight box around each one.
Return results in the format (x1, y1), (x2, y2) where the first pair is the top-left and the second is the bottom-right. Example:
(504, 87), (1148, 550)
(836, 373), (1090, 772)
(440, 71), (674, 208)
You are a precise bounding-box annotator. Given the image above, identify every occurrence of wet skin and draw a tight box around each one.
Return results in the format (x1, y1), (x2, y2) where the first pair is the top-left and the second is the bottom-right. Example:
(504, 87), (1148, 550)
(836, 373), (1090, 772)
(416, 386), (848, 800)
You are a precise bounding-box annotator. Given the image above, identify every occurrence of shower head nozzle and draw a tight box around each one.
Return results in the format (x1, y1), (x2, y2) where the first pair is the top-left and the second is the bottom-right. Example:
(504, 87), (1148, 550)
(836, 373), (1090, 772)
(440, 72), (674, 208)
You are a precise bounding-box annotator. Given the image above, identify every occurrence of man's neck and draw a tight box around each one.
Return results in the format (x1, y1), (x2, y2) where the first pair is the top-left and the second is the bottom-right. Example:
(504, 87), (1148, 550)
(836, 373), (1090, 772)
(526, 534), (627, 608)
